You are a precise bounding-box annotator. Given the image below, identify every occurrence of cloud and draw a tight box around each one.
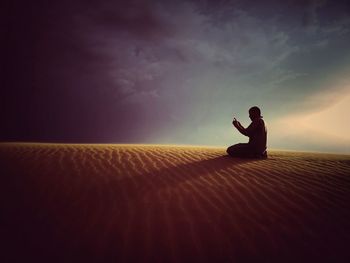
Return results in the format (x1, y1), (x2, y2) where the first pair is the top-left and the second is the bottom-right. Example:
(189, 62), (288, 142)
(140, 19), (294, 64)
(73, 0), (350, 143)
(4, 0), (350, 149)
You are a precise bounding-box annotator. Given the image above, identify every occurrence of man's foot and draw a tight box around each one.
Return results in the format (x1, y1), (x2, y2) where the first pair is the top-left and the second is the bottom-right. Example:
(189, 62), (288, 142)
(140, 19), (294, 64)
(253, 151), (268, 159)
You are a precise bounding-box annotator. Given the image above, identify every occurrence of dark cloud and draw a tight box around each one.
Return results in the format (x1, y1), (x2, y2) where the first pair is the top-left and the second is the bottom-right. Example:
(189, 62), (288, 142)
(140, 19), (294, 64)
(2, 0), (170, 142)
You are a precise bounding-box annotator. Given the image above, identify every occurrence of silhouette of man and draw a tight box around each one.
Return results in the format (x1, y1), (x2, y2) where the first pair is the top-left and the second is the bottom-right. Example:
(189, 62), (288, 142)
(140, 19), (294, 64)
(227, 106), (267, 158)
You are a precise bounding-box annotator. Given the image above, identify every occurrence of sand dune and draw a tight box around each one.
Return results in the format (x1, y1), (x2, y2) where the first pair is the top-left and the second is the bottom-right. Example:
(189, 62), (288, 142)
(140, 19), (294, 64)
(1, 143), (350, 262)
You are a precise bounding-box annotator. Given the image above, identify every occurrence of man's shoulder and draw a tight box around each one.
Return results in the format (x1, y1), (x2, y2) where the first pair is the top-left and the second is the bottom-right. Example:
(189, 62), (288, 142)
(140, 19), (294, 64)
(255, 118), (266, 128)
(253, 118), (265, 124)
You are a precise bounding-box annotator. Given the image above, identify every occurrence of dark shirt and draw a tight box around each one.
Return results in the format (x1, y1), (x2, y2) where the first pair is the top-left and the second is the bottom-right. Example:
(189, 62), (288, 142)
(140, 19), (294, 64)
(237, 118), (267, 153)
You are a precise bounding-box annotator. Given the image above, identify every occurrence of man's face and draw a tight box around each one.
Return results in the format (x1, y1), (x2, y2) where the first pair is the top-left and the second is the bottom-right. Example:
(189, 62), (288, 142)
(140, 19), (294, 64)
(249, 111), (256, 121)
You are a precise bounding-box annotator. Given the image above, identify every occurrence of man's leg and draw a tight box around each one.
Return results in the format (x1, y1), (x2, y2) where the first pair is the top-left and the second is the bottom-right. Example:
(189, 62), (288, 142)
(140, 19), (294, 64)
(227, 143), (252, 158)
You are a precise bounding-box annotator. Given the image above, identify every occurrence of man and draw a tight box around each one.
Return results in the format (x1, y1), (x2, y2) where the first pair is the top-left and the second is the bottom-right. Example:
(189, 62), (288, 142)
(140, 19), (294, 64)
(227, 106), (267, 158)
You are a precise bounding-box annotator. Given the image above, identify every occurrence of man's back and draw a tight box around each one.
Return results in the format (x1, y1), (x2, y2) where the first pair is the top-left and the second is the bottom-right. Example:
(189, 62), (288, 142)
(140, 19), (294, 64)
(247, 118), (267, 153)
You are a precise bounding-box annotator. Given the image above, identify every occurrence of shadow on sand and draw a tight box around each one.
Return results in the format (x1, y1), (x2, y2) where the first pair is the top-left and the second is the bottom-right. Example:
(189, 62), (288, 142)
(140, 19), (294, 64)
(120, 155), (267, 198)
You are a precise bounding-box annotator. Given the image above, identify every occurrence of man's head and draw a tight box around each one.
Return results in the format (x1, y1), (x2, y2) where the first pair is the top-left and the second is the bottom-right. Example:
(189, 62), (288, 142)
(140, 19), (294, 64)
(249, 106), (262, 121)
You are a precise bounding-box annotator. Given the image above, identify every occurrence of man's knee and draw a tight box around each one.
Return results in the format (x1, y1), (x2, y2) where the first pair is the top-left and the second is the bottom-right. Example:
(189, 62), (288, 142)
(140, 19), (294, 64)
(226, 145), (235, 156)
(227, 143), (256, 158)
(226, 144), (242, 156)
(226, 145), (234, 156)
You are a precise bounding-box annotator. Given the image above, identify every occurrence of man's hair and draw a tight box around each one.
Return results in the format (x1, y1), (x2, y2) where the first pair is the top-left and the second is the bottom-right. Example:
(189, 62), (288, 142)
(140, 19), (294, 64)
(249, 106), (262, 117)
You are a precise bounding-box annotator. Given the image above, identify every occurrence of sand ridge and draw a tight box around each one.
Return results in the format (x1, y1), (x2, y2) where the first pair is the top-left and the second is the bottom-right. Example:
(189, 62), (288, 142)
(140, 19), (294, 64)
(1, 143), (350, 262)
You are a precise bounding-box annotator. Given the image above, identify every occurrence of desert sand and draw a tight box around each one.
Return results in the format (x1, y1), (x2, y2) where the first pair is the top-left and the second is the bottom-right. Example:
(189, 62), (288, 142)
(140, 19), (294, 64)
(1, 143), (350, 262)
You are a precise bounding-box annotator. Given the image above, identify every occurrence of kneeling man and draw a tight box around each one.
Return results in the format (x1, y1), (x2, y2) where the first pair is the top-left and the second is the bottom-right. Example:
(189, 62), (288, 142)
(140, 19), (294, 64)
(227, 106), (267, 158)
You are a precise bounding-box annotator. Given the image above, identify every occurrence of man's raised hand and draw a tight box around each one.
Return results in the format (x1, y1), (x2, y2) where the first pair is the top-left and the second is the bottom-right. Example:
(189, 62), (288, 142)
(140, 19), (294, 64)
(232, 117), (238, 126)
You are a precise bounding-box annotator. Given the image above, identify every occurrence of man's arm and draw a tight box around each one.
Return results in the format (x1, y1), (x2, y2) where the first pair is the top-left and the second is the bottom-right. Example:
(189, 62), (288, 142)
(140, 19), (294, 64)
(233, 120), (259, 137)
(233, 119), (248, 136)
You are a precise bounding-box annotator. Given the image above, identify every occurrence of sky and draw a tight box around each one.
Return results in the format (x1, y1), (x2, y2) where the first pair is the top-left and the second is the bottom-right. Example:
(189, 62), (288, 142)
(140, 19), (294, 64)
(2, 0), (350, 153)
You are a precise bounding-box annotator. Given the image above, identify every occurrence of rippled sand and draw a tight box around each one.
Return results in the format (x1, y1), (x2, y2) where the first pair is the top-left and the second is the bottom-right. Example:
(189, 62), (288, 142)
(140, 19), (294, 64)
(1, 143), (350, 262)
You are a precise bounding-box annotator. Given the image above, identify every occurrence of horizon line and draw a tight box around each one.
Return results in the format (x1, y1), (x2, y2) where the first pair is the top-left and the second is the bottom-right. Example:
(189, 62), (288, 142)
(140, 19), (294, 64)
(1, 141), (349, 156)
